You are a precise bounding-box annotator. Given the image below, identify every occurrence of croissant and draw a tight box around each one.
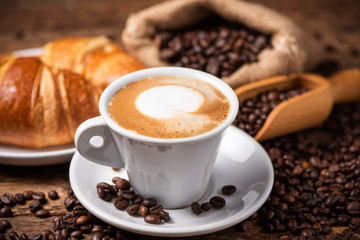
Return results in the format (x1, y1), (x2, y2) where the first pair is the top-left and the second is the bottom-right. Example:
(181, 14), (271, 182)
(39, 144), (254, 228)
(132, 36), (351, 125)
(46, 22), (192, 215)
(40, 36), (145, 91)
(0, 56), (100, 148)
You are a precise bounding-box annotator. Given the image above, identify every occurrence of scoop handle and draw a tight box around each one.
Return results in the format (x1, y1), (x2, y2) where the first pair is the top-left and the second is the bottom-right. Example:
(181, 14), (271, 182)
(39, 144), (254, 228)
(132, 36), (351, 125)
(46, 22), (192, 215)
(329, 68), (360, 103)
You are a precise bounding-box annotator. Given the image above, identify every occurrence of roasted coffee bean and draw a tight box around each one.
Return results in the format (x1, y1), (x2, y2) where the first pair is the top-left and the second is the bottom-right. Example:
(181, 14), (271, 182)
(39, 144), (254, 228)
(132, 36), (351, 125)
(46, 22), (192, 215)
(191, 202), (202, 215)
(9, 231), (20, 240)
(96, 182), (115, 202)
(0, 219), (11, 229)
(76, 215), (90, 226)
(144, 214), (162, 224)
(0, 205), (13, 217)
(0, 223), (4, 234)
(35, 209), (50, 218)
(48, 190), (59, 200)
(73, 205), (88, 216)
(79, 224), (92, 234)
(14, 193), (25, 204)
(221, 185), (237, 195)
(210, 196), (226, 209)
(32, 192), (46, 203)
(139, 205), (149, 217)
(70, 231), (83, 239)
(1, 193), (15, 206)
(30, 234), (41, 240)
(149, 204), (163, 215)
(201, 202), (213, 211)
(349, 217), (360, 230)
(133, 194), (143, 204)
(91, 232), (103, 240)
(160, 211), (171, 222)
(155, 16), (271, 78)
(0, 234), (5, 240)
(126, 203), (140, 215)
(29, 200), (42, 213)
(114, 178), (130, 191)
(113, 198), (129, 210)
(52, 216), (65, 230)
(142, 198), (157, 208)
(121, 190), (136, 201)
(23, 190), (34, 200)
(19, 233), (29, 240)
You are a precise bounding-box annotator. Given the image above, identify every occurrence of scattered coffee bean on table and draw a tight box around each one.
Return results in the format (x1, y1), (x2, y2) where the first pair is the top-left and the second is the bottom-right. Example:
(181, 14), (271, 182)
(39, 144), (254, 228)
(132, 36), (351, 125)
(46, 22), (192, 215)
(233, 87), (308, 137)
(154, 16), (271, 78)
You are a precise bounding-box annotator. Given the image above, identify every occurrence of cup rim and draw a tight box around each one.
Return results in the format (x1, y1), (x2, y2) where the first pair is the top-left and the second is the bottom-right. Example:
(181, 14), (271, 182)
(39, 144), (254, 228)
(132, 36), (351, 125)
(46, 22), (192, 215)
(99, 67), (239, 145)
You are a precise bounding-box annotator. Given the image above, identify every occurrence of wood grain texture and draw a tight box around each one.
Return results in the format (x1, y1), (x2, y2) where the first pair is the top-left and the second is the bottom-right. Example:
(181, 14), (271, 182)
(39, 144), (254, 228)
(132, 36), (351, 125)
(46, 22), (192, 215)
(0, 0), (359, 239)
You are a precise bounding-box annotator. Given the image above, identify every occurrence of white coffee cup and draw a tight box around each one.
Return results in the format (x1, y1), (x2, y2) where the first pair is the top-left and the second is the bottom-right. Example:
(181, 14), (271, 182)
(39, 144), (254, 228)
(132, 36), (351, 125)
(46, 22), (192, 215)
(75, 67), (239, 209)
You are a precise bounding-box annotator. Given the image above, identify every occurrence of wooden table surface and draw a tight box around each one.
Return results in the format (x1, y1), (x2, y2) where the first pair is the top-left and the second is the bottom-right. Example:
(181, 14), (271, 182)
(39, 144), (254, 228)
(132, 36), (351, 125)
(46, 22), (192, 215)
(0, 0), (359, 239)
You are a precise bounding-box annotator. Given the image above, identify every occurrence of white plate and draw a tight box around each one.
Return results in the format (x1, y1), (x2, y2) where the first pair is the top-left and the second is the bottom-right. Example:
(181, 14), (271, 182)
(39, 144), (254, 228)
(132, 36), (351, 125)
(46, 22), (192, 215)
(0, 47), (76, 166)
(69, 126), (274, 237)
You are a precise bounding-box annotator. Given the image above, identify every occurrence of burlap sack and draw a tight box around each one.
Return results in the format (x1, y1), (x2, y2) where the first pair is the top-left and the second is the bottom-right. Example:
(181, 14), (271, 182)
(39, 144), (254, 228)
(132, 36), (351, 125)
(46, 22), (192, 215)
(122, 0), (323, 88)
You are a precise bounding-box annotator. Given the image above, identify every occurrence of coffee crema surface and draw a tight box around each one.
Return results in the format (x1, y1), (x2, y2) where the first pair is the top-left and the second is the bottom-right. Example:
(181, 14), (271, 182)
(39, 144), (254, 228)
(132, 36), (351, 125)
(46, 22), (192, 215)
(108, 76), (230, 138)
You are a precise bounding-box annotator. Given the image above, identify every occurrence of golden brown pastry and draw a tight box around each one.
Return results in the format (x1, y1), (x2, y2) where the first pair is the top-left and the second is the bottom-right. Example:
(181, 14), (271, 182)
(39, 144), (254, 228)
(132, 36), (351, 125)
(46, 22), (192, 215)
(0, 56), (100, 148)
(40, 36), (144, 91)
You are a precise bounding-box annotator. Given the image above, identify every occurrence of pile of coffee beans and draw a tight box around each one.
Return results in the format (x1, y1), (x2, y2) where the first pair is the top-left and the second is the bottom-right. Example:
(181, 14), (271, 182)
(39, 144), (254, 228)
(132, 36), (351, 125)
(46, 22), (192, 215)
(254, 102), (360, 239)
(154, 16), (271, 78)
(233, 87), (309, 137)
(96, 177), (170, 224)
(191, 185), (236, 215)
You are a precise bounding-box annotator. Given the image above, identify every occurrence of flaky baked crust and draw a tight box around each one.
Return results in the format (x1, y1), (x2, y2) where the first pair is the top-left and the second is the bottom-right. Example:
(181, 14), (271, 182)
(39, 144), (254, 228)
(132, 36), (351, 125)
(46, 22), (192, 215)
(0, 56), (100, 148)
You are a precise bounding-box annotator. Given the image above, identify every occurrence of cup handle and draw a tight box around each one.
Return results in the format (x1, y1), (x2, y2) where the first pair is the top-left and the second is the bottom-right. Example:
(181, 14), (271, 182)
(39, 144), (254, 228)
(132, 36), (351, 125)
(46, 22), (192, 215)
(75, 116), (124, 168)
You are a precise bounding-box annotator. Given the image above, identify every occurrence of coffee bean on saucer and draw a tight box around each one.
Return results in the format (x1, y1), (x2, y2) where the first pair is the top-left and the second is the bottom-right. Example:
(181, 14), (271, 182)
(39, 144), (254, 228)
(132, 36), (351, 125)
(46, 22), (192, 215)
(114, 178), (130, 191)
(160, 211), (171, 222)
(96, 182), (115, 202)
(144, 214), (162, 224)
(191, 202), (202, 215)
(142, 198), (157, 208)
(221, 185), (237, 195)
(121, 190), (136, 201)
(113, 198), (129, 210)
(139, 205), (149, 217)
(126, 203), (140, 215)
(210, 196), (226, 209)
(149, 204), (163, 215)
(201, 202), (213, 211)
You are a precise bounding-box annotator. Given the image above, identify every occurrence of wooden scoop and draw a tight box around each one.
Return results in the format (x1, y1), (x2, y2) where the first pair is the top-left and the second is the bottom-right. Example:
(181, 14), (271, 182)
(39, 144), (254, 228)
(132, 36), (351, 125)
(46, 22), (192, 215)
(234, 68), (360, 141)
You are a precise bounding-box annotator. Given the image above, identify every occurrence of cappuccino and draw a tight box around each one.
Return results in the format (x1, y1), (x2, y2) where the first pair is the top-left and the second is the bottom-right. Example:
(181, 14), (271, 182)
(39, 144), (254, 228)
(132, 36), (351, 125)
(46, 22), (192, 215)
(108, 76), (230, 138)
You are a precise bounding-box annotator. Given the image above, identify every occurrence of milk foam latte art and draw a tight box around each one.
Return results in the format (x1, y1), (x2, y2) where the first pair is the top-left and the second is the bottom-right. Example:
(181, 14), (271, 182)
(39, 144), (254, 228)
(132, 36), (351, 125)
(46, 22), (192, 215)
(108, 76), (230, 139)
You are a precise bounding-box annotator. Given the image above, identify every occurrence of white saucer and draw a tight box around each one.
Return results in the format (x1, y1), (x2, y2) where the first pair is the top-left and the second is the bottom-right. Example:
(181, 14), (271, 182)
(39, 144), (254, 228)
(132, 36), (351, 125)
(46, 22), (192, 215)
(69, 126), (273, 237)
(0, 47), (76, 166)
(0, 143), (75, 166)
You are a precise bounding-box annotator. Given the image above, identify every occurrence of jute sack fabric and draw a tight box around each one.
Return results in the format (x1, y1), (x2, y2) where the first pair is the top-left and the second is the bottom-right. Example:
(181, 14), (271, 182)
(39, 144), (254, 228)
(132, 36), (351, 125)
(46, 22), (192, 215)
(122, 0), (323, 88)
